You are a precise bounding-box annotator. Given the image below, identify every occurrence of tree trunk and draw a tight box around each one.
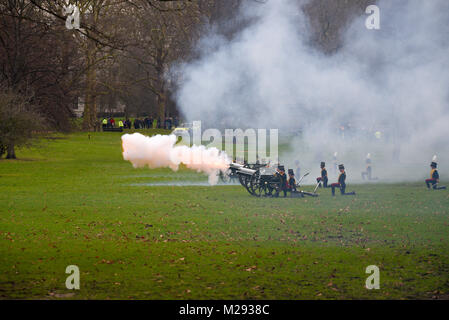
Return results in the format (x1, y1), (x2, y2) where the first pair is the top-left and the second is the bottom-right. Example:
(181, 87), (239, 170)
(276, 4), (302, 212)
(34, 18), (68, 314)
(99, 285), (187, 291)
(82, 46), (97, 131)
(157, 92), (166, 125)
(6, 144), (16, 159)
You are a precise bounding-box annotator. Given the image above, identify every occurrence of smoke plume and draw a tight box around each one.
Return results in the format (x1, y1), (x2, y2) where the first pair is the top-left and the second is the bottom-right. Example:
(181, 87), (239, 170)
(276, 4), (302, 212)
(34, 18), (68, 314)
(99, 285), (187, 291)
(121, 133), (230, 185)
(173, 0), (449, 183)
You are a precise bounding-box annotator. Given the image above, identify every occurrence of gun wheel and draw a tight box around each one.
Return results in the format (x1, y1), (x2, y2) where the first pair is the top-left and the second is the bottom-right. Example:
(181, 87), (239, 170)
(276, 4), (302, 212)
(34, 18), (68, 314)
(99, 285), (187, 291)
(220, 168), (232, 183)
(249, 172), (262, 197)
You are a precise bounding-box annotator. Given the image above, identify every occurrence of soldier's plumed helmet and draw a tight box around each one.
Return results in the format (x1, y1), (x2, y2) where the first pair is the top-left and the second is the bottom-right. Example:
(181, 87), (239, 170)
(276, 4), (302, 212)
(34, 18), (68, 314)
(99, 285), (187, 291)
(288, 169), (294, 175)
(320, 162), (325, 168)
(338, 164), (345, 170)
(431, 162), (437, 168)
(278, 165), (285, 171)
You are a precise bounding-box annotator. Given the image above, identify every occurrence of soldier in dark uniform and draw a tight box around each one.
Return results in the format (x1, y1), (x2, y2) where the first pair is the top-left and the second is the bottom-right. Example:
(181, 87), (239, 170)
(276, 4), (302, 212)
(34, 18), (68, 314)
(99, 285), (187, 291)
(426, 162), (446, 190)
(288, 169), (297, 192)
(273, 165), (288, 198)
(316, 162), (328, 188)
(331, 164), (356, 196)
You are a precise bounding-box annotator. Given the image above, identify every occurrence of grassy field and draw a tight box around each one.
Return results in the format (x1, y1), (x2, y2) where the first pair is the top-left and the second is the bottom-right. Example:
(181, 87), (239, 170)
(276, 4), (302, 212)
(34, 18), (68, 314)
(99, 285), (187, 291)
(1, 130), (448, 300)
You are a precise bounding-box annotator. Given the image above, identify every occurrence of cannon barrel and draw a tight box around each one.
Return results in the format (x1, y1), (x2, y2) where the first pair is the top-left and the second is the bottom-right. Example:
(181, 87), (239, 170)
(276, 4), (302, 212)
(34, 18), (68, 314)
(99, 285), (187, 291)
(229, 163), (244, 170)
(228, 162), (257, 176)
(236, 167), (257, 176)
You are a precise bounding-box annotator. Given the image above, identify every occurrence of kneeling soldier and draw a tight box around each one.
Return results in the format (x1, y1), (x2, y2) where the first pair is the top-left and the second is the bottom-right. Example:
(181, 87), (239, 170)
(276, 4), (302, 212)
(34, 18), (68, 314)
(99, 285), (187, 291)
(331, 164), (356, 196)
(426, 162), (446, 190)
(316, 162), (328, 188)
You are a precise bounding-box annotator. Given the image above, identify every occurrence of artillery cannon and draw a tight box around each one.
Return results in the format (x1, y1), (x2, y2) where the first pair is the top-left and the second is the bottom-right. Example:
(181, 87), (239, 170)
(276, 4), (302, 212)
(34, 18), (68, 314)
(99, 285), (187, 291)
(224, 162), (318, 198)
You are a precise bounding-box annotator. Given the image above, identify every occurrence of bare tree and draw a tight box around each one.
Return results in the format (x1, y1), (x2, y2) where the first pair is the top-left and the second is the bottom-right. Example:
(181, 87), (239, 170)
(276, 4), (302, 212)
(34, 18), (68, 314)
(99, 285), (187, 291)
(0, 89), (44, 159)
(0, 0), (78, 129)
(303, 0), (378, 53)
(114, 0), (206, 121)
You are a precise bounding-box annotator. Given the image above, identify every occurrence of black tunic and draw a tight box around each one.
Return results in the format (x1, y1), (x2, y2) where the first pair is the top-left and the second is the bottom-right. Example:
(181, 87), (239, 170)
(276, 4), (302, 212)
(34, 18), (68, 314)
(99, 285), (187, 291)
(338, 171), (346, 188)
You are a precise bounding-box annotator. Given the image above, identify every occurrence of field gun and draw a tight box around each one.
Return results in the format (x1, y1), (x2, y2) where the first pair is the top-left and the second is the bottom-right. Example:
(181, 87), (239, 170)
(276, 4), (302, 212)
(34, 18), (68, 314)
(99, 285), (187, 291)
(222, 163), (318, 198)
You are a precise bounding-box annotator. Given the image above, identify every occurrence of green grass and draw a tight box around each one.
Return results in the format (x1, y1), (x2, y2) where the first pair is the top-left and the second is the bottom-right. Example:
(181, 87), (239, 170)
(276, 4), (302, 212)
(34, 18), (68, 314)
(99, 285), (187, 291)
(1, 130), (448, 299)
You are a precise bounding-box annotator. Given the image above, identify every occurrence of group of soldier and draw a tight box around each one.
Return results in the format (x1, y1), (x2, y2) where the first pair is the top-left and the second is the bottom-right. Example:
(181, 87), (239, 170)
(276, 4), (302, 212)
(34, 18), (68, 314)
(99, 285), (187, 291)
(315, 162), (355, 196)
(266, 157), (446, 198)
(266, 162), (354, 198)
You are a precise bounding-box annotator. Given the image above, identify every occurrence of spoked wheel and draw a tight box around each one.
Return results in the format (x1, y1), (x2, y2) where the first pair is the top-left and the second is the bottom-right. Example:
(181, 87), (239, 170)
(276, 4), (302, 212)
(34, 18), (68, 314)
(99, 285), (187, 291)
(243, 176), (255, 195)
(236, 173), (254, 196)
(238, 174), (247, 187)
(249, 172), (262, 197)
(220, 168), (232, 183)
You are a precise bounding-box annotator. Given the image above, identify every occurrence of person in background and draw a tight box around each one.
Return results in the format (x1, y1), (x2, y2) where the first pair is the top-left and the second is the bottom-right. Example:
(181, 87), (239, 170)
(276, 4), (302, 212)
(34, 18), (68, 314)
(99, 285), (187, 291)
(361, 153), (378, 181)
(426, 162), (446, 190)
(295, 160), (301, 179)
(118, 120), (124, 130)
(102, 118), (107, 130)
(332, 152), (338, 175)
(331, 164), (356, 196)
(110, 118), (115, 128)
(167, 116), (172, 130)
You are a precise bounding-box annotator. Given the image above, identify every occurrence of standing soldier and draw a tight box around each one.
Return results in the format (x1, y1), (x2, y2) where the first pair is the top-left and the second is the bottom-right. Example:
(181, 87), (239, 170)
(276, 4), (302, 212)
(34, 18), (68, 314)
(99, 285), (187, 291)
(332, 152), (338, 175)
(294, 160), (301, 179)
(331, 164), (356, 196)
(361, 153), (372, 180)
(425, 162), (446, 190)
(273, 165), (288, 198)
(361, 153), (378, 180)
(316, 162), (328, 188)
(288, 169), (297, 192)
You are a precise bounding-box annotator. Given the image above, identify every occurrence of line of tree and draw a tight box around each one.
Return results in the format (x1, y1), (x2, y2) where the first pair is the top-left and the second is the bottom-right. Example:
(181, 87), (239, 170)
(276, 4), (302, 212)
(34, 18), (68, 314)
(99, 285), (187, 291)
(0, 0), (228, 157)
(0, 0), (372, 158)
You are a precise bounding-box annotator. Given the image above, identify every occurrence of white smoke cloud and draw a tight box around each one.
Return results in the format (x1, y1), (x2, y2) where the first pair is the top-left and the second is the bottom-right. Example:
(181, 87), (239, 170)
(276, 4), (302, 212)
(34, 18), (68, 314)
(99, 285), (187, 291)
(121, 133), (231, 185)
(173, 0), (449, 183)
